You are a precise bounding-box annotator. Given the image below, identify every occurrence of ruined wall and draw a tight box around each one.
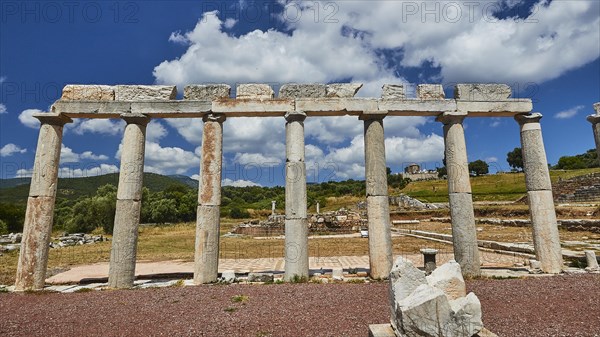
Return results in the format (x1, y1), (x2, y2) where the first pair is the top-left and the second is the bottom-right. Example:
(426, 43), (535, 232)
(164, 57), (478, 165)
(554, 173), (600, 203)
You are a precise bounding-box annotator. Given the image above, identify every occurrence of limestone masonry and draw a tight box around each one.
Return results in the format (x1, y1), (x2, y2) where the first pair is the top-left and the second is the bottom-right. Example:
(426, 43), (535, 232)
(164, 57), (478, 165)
(16, 83), (576, 291)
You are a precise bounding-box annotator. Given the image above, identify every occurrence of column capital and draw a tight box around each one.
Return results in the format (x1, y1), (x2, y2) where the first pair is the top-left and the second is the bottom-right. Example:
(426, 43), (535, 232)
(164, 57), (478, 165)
(594, 102), (600, 114)
(33, 112), (72, 126)
(515, 112), (542, 125)
(120, 113), (150, 126)
(284, 111), (306, 123)
(587, 114), (600, 125)
(202, 113), (226, 123)
(359, 110), (387, 121)
(435, 112), (466, 125)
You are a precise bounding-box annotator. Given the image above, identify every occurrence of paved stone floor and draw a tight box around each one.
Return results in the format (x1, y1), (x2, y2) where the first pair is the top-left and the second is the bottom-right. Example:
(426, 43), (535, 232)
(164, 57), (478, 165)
(45, 250), (524, 285)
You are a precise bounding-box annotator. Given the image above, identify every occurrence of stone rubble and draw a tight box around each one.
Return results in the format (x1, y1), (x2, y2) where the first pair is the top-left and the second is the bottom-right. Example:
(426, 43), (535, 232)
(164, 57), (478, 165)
(389, 257), (485, 337)
(50, 233), (108, 248)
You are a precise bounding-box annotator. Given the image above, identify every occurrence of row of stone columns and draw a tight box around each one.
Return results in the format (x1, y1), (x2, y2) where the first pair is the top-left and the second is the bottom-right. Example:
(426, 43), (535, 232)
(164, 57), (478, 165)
(17, 106), (581, 290)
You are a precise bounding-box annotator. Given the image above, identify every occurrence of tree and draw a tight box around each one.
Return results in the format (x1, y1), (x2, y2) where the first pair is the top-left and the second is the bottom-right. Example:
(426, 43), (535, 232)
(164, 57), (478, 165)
(555, 156), (586, 170)
(506, 147), (523, 171)
(229, 207), (250, 219)
(436, 166), (447, 178)
(469, 160), (489, 176)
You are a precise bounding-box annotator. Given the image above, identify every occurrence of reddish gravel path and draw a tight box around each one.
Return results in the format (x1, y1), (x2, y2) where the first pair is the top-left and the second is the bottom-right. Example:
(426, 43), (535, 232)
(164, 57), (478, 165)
(1, 274), (599, 337)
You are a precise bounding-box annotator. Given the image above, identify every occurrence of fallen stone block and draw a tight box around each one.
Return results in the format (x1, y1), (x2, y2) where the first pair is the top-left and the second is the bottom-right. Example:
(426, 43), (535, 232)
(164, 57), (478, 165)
(426, 260), (466, 300)
(447, 293), (483, 337)
(397, 284), (453, 337)
(279, 84), (326, 98)
(247, 272), (274, 283)
(236, 84), (274, 99)
(584, 250), (599, 271)
(221, 270), (236, 283)
(454, 84), (511, 101)
(115, 85), (177, 101)
(326, 83), (363, 97)
(332, 268), (344, 280)
(184, 84), (230, 100)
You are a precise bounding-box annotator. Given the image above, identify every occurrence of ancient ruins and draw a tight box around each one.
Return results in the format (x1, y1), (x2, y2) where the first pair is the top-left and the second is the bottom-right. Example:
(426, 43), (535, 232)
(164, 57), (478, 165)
(15, 82), (582, 290)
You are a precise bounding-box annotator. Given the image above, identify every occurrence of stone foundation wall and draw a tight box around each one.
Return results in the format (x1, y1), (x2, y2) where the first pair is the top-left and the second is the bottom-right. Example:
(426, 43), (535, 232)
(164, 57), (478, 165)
(554, 173), (600, 203)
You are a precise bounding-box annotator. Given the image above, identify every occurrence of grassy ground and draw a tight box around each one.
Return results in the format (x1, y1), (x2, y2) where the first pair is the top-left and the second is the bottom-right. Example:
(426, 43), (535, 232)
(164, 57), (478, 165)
(0, 220), (443, 285)
(398, 168), (600, 203)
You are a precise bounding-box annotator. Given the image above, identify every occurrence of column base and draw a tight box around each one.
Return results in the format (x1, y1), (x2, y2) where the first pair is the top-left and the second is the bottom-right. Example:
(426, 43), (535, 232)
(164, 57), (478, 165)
(284, 218), (309, 281)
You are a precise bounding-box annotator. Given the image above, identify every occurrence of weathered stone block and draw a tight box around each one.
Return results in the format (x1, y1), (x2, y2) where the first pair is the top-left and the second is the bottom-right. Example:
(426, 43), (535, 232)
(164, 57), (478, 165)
(326, 83), (363, 98)
(115, 85), (177, 101)
(236, 84), (274, 99)
(447, 292), (483, 336)
(454, 84), (512, 101)
(61, 85), (115, 101)
(247, 272), (274, 283)
(279, 84), (326, 98)
(397, 284), (453, 336)
(381, 84), (405, 99)
(184, 84), (230, 100)
(417, 84), (445, 100)
(221, 270), (236, 283)
(584, 250), (599, 271)
(426, 260), (466, 300)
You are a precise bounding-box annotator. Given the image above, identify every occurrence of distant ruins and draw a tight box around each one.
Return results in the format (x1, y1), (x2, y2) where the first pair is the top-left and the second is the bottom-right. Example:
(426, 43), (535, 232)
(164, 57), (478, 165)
(16, 82), (593, 291)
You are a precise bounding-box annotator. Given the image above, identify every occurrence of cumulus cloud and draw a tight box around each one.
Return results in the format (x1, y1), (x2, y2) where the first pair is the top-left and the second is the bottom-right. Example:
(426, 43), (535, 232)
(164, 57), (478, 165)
(16, 164), (119, 178)
(555, 105), (584, 119)
(70, 119), (125, 136)
(61, 145), (108, 163)
(222, 178), (262, 187)
(142, 142), (200, 175)
(18, 109), (43, 129)
(0, 143), (27, 157)
(0, 103), (6, 114)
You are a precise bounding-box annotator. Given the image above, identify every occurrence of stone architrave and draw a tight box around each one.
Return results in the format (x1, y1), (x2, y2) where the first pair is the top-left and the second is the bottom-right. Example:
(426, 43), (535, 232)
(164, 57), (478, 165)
(515, 113), (563, 273)
(194, 113), (226, 284)
(360, 111), (393, 279)
(436, 112), (481, 277)
(15, 113), (72, 291)
(284, 111), (309, 281)
(108, 114), (150, 289)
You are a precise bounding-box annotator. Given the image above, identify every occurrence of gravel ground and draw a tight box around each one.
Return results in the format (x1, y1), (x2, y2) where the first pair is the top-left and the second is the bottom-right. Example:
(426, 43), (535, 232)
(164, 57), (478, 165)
(1, 274), (599, 337)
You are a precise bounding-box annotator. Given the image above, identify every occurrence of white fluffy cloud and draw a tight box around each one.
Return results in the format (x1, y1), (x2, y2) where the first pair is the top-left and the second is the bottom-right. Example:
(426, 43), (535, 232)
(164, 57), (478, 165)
(0, 143), (27, 157)
(555, 105), (584, 119)
(222, 178), (262, 187)
(0, 103), (6, 114)
(60, 145), (108, 163)
(18, 109), (43, 129)
(69, 119), (125, 136)
(16, 164), (119, 178)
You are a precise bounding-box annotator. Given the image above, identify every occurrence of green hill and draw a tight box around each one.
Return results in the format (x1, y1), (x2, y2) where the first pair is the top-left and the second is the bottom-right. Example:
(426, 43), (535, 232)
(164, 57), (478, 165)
(0, 173), (192, 204)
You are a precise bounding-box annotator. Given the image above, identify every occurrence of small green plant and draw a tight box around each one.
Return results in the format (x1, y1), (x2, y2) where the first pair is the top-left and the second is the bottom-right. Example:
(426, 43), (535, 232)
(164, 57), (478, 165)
(231, 294), (249, 304)
(0, 287), (8, 293)
(224, 307), (238, 313)
(74, 287), (94, 293)
(309, 277), (323, 284)
(290, 275), (308, 283)
(273, 279), (284, 284)
(256, 331), (272, 337)
(172, 279), (185, 287)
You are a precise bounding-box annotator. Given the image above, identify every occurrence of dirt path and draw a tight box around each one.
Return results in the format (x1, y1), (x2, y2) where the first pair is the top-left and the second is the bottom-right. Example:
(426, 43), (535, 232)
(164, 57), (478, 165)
(1, 274), (599, 336)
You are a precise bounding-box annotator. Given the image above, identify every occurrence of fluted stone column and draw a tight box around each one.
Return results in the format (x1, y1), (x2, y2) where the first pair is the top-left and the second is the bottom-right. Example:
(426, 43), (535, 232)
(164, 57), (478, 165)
(436, 112), (481, 277)
(360, 111), (393, 279)
(15, 113), (72, 291)
(587, 102), (600, 163)
(194, 113), (226, 284)
(516, 113), (563, 273)
(284, 111), (309, 281)
(108, 114), (150, 288)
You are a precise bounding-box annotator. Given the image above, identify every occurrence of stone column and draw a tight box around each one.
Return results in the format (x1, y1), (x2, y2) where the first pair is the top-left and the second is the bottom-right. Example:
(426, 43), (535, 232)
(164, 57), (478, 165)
(436, 112), (481, 277)
(194, 113), (226, 284)
(271, 200), (276, 216)
(516, 113), (563, 273)
(15, 113), (72, 291)
(108, 114), (150, 288)
(360, 111), (393, 279)
(587, 103), (600, 163)
(284, 111), (309, 281)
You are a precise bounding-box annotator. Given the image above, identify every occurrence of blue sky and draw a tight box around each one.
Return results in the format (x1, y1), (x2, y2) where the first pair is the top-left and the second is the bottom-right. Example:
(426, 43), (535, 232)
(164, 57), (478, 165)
(0, 0), (599, 187)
